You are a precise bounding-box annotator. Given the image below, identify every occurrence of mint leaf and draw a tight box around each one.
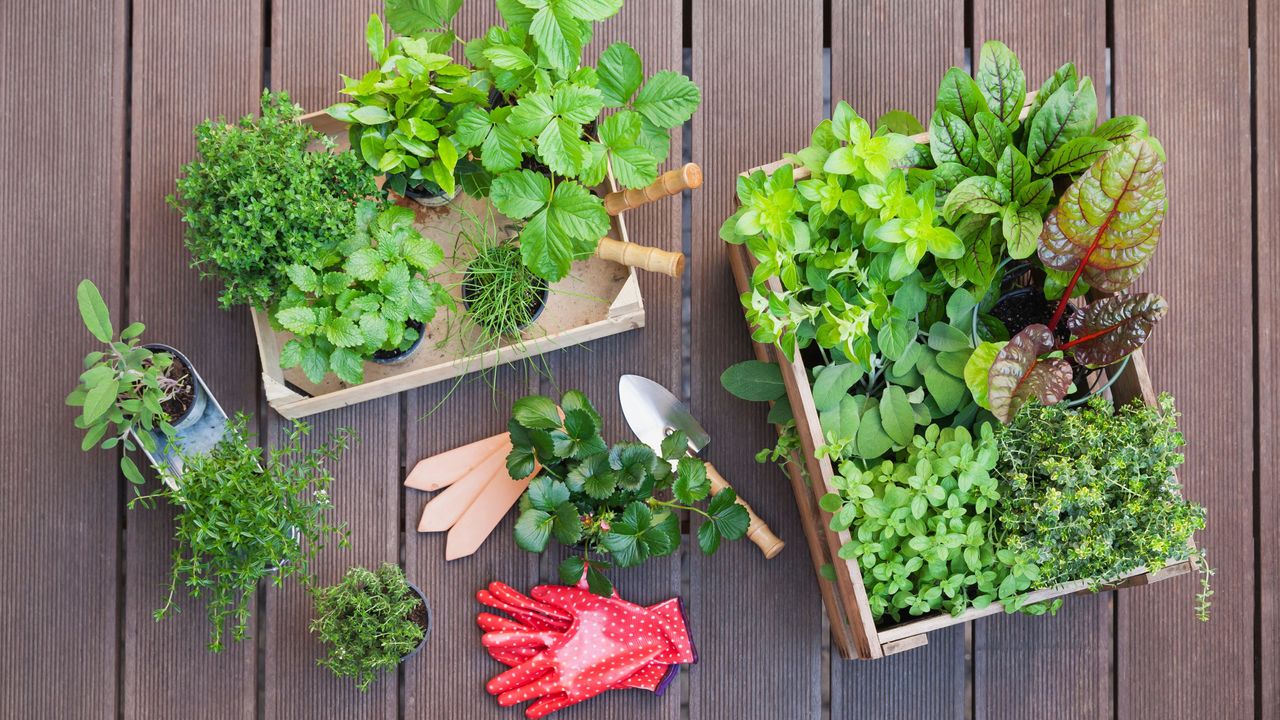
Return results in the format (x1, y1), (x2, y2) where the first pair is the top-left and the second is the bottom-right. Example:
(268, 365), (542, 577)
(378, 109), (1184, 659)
(598, 42), (643, 106)
(329, 346), (364, 384)
(300, 343), (329, 384)
(632, 71), (700, 128)
(403, 236), (443, 271)
(344, 247), (384, 281)
(275, 306), (318, 335)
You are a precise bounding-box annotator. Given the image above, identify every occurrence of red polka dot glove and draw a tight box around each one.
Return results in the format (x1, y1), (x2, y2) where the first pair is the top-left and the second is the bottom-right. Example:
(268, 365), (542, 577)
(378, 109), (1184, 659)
(475, 581), (696, 718)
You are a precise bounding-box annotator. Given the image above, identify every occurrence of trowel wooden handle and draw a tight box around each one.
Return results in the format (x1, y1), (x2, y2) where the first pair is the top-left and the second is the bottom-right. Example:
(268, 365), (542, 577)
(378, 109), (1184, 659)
(604, 163), (703, 215)
(705, 462), (784, 559)
(595, 237), (686, 277)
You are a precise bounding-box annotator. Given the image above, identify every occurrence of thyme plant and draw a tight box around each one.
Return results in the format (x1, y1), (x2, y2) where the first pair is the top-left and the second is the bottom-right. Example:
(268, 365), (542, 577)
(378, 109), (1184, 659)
(311, 564), (427, 691)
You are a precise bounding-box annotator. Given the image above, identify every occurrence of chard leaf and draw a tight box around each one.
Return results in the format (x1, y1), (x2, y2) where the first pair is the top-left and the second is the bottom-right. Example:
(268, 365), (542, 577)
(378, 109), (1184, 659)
(975, 41), (1026, 127)
(1066, 293), (1168, 367)
(929, 110), (981, 170)
(1036, 135), (1113, 176)
(987, 325), (1072, 422)
(1038, 139), (1166, 293)
(963, 341), (1006, 410)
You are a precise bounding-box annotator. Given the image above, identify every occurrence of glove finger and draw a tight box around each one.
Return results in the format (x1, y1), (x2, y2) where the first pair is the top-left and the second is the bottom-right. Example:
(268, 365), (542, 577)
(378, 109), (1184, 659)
(491, 582), (572, 622)
(487, 645), (541, 667)
(487, 655), (553, 697)
(525, 692), (582, 719)
(477, 613), (529, 633)
(483, 630), (560, 650)
(477, 590), (571, 632)
(645, 598), (697, 664)
(499, 673), (563, 707)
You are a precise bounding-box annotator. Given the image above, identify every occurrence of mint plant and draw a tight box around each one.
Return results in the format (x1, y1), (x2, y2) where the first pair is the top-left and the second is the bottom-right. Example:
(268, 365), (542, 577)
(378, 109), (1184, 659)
(507, 390), (748, 596)
(274, 202), (452, 385)
(68, 279), (184, 487)
(132, 414), (353, 651)
(171, 91), (381, 309)
(311, 564), (427, 691)
(326, 13), (486, 197)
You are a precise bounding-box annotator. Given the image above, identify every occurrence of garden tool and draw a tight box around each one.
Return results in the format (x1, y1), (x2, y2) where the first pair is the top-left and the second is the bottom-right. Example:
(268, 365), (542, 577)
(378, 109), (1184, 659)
(618, 374), (785, 559)
(590, 163), (703, 278)
(476, 579), (695, 718)
(404, 433), (539, 560)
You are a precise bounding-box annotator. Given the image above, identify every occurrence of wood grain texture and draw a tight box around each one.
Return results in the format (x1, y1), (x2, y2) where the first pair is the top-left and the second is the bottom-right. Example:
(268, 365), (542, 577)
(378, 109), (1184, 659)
(530, 4), (685, 718)
(1113, 1), (1253, 718)
(1260, 1), (1279, 716)
(967, 8), (1112, 718)
(831, 0), (964, 124)
(122, 2), (262, 718)
(690, 1), (823, 717)
(829, 0), (965, 711)
(263, 4), (402, 718)
(402, 368), (539, 720)
(0, 0), (127, 717)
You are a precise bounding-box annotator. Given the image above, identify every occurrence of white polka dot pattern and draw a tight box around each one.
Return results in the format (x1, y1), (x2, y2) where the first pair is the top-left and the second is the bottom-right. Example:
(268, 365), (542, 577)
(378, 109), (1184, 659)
(473, 580), (697, 718)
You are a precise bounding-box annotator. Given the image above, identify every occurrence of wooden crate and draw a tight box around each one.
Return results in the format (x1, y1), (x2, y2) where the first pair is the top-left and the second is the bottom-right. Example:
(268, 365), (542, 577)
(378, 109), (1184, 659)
(726, 159), (1194, 661)
(253, 113), (645, 419)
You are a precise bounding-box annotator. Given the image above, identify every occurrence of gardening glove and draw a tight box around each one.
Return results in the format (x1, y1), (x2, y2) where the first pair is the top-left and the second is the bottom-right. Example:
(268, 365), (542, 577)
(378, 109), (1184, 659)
(477, 582), (696, 719)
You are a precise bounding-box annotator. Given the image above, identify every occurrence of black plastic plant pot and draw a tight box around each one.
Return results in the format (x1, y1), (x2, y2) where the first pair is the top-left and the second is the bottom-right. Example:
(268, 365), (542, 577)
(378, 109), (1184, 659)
(371, 321), (426, 365)
(401, 582), (432, 663)
(402, 182), (459, 208)
(460, 265), (550, 335)
(134, 344), (229, 479)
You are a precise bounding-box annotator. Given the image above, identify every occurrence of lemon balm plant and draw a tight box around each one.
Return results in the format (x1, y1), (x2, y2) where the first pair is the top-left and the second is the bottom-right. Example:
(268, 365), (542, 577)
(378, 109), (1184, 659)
(273, 202), (453, 385)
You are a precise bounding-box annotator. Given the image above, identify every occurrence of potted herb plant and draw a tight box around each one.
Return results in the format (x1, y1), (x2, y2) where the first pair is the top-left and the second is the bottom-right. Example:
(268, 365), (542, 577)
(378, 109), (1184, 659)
(68, 279), (208, 486)
(170, 91), (381, 310)
(455, 206), (549, 342)
(717, 41), (1207, 657)
(507, 390), (749, 596)
(326, 13), (486, 204)
(130, 413), (353, 652)
(273, 201), (453, 385)
(310, 563), (430, 691)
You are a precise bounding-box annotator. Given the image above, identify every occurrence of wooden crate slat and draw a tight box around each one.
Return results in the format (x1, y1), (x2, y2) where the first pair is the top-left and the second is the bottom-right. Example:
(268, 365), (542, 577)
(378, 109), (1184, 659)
(0, 1), (128, 716)
(524, 4), (686, 717)
(260, 3), (402, 718)
(1113, 0), (1255, 717)
(966, 7), (1114, 719)
(122, 2), (262, 717)
(689, 1), (826, 717)
(1259, 1), (1280, 717)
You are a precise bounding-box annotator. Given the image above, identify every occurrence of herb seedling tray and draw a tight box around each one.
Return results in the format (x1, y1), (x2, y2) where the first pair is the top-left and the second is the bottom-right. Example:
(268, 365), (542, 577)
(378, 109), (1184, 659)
(251, 112), (644, 419)
(726, 157), (1195, 661)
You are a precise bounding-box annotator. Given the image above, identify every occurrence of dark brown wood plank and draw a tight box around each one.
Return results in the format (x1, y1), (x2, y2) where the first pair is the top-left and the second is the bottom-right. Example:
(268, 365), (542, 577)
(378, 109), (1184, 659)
(122, 2), (262, 717)
(1113, 1), (1253, 717)
(689, 2), (824, 718)
(828, 3), (967, 714)
(0, 1), (127, 716)
(1259, 1), (1279, 717)
(967, 7), (1112, 718)
(530, 4), (685, 718)
(402, 369), (539, 719)
(262, 3), (402, 718)
(830, 0), (963, 124)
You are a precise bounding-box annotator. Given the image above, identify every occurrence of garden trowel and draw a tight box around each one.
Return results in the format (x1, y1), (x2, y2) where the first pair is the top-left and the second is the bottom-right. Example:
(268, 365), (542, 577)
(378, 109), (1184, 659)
(618, 374), (784, 559)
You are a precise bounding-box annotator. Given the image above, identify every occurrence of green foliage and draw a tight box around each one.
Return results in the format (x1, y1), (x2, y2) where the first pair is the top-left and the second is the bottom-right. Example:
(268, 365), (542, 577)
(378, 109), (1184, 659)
(310, 564), (426, 691)
(457, 207), (548, 341)
(328, 14), (486, 196)
(508, 390), (747, 596)
(993, 395), (1209, 617)
(821, 423), (1047, 622)
(170, 91), (380, 309)
(67, 279), (180, 488)
(274, 202), (452, 386)
(132, 414), (353, 652)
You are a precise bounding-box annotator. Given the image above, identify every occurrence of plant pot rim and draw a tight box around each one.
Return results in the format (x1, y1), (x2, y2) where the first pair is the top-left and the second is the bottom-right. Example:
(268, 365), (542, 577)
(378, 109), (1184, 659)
(371, 320), (426, 365)
(400, 581), (432, 662)
(460, 264), (550, 335)
(142, 343), (204, 427)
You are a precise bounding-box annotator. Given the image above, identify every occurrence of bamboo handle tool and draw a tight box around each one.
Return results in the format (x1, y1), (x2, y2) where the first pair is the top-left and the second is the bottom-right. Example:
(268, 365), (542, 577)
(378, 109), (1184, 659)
(705, 463), (785, 559)
(603, 163), (702, 216)
(594, 237), (686, 277)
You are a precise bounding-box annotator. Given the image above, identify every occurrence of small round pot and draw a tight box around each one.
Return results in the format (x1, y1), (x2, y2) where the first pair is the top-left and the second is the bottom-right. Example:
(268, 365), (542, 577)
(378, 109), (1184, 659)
(143, 343), (206, 433)
(371, 321), (426, 365)
(401, 582), (432, 662)
(460, 266), (550, 335)
(403, 183), (459, 208)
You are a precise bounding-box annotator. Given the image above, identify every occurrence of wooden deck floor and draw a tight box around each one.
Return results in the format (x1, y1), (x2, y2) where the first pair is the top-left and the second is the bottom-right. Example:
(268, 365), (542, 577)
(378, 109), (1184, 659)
(2, 1), (1271, 718)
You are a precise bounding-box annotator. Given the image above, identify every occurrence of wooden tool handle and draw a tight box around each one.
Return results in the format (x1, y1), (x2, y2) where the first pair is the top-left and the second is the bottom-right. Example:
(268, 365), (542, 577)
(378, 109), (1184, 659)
(595, 237), (686, 277)
(705, 462), (784, 559)
(604, 163), (703, 215)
